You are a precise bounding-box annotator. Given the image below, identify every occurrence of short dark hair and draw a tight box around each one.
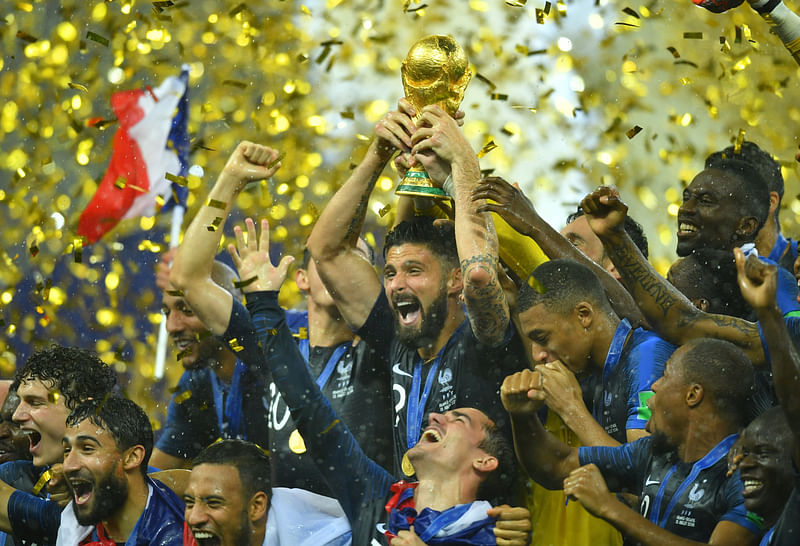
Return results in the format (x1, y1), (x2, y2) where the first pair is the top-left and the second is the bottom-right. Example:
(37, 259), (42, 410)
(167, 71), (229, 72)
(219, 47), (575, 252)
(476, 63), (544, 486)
(706, 141), (783, 200)
(384, 217), (459, 271)
(302, 238), (375, 269)
(13, 346), (117, 410)
(192, 439), (271, 504)
(66, 397), (154, 475)
(566, 207), (649, 259)
(703, 150), (771, 231)
(517, 259), (613, 316)
(679, 338), (755, 427)
(476, 421), (517, 503)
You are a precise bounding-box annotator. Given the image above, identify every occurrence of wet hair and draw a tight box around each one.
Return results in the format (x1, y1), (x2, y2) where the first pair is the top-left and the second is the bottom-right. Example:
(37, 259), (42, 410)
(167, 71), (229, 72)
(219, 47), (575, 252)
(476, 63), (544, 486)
(301, 238), (375, 269)
(384, 217), (459, 271)
(192, 439), (272, 505)
(668, 249), (755, 321)
(702, 147), (771, 232)
(679, 338), (755, 428)
(517, 259), (613, 316)
(66, 397), (154, 476)
(13, 346), (117, 410)
(748, 405), (792, 443)
(211, 261), (244, 303)
(476, 422), (517, 503)
(706, 141), (783, 218)
(566, 207), (649, 259)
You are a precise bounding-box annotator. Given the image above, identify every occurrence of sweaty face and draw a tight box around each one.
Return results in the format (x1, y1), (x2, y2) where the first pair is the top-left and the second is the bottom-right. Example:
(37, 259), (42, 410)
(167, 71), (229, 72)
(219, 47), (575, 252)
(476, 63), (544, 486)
(561, 216), (613, 273)
(63, 419), (128, 526)
(646, 350), (689, 455)
(737, 419), (794, 522)
(518, 303), (592, 372)
(676, 169), (750, 257)
(162, 290), (221, 369)
(13, 379), (71, 467)
(0, 392), (32, 464)
(184, 464), (253, 546)
(409, 408), (493, 473)
(383, 243), (452, 350)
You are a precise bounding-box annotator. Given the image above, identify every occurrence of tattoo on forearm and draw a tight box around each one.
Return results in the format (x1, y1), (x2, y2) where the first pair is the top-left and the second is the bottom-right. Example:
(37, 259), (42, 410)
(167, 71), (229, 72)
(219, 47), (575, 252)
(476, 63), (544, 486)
(607, 238), (676, 317)
(461, 254), (508, 343)
(344, 171), (382, 241)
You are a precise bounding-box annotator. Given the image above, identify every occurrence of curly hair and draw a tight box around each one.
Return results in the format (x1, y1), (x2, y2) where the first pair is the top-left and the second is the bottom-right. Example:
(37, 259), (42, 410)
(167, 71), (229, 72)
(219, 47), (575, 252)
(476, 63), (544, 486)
(13, 345), (117, 410)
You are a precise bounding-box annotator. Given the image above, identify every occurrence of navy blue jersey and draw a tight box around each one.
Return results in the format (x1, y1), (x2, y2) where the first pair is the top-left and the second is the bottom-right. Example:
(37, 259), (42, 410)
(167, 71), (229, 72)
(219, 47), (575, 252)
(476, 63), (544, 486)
(592, 320), (674, 443)
(580, 435), (761, 543)
(768, 234), (798, 277)
(156, 299), (269, 459)
(761, 471), (800, 545)
(356, 290), (528, 478)
(251, 304), (393, 496)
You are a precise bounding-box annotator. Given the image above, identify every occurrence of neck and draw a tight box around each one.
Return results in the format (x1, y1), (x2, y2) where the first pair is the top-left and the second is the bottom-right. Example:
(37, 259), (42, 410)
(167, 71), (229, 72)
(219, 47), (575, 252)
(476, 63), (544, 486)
(592, 315), (622, 370)
(677, 414), (738, 462)
(102, 476), (149, 542)
(755, 217), (779, 258)
(413, 470), (476, 513)
(416, 302), (465, 361)
(307, 299), (354, 348)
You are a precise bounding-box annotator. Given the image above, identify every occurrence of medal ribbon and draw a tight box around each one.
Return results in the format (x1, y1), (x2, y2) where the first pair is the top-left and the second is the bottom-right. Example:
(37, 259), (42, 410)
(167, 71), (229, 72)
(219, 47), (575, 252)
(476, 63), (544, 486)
(592, 319), (632, 421)
(209, 360), (247, 439)
(299, 339), (351, 390)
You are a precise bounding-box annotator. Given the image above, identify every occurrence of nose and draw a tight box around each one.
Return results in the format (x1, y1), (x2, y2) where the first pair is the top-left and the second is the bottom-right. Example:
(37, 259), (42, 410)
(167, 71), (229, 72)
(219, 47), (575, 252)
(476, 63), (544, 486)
(679, 195), (696, 215)
(165, 309), (184, 334)
(12, 403), (28, 425)
(0, 422), (11, 440)
(186, 503), (209, 527)
(428, 412), (444, 425)
(62, 447), (80, 474)
(388, 271), (407, 293)
(530, 345), (551, 365)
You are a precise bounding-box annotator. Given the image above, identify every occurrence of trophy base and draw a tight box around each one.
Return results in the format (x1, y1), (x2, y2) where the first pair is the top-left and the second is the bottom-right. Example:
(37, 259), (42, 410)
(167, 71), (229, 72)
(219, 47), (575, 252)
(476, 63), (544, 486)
(396, 184), (451, 199)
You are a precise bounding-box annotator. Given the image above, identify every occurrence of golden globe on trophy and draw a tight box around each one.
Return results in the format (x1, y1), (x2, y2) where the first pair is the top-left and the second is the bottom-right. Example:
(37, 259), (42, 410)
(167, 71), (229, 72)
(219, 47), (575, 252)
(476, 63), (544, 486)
(395, 35), (472, 200)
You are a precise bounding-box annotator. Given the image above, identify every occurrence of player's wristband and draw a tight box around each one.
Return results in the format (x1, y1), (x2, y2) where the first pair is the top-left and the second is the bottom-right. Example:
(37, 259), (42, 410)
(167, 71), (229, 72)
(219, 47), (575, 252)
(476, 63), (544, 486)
(442, 174), (454, 197)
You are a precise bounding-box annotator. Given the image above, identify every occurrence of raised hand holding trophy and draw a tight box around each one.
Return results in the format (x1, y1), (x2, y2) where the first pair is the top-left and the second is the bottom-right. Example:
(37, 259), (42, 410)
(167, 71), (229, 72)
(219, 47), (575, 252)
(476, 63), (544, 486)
(395, 35), (472, 200)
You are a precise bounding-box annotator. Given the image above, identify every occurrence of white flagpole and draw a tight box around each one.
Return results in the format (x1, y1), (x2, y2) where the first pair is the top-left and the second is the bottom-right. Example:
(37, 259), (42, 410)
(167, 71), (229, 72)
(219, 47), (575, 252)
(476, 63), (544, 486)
(154, 204), (185, 379)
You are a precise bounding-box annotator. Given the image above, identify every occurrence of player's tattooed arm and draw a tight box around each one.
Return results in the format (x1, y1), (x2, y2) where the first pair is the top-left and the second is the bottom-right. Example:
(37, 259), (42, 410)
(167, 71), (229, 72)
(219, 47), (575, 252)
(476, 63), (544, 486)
(461, 254), (510, 347)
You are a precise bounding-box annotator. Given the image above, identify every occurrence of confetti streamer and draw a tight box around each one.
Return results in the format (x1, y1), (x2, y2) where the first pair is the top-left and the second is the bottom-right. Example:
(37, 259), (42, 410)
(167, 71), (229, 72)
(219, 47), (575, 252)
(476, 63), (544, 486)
(683, 32), (704, 39)
(86, 31), (109, 46)
(626, 125), (643, 139)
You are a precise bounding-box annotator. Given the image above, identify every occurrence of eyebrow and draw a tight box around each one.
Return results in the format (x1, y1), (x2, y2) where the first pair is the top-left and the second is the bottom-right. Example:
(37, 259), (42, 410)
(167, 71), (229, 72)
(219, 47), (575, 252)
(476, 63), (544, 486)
(527, 329), (547, 341)
(452, 410), (472, 423)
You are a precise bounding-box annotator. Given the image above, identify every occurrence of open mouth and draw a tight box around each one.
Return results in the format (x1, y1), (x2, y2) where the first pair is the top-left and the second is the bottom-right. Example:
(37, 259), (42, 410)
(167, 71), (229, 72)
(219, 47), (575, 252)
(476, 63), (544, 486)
(419, 428), (442, 444)
(23, 430), (41, 453)
(191, 531), (221, 546)
(742, 479), (764, 497)
(394, 297), (421, 326)
(677, 221), (699, 238)
(173, 337), (196, 351)
(69, 478), (94, 506)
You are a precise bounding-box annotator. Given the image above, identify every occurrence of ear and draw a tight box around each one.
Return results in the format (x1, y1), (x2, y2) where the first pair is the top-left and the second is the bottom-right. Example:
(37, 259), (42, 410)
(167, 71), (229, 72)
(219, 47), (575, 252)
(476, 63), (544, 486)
(122, 445), (146, 472)
(768, 191), (780, 215)
(295, 268), (309, 291)
(472, 454), (498, 475)
(446, 267), (463, 296)
(735, 216), (760, 239)
(686, 383), (704, 409)
(248, 491), (268, 522)
(574, 301), (594, 329)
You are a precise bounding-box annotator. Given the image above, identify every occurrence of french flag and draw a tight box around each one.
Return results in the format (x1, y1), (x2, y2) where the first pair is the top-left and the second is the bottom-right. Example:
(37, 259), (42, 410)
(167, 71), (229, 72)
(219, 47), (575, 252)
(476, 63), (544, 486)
(77, 67), (190, 244)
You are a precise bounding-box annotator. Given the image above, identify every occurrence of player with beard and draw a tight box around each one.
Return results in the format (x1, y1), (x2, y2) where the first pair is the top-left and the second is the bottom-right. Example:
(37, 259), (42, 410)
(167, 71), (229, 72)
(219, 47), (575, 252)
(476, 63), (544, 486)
(152, 258), (270, 471)
(731, 250), (800, 544)
(58, 397), (184, 545)
(501, 337), (761, 544)
(306, 100), (527, 479)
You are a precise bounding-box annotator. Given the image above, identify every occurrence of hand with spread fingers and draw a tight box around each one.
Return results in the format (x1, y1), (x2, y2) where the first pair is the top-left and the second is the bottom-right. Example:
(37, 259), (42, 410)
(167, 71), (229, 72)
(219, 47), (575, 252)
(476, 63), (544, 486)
(580, 186), (629, 240)
(488, 505), (532, 546)
(472, 176), (539, 237)
(562, 464), (617, 519)
(373, 98), (418, 161)
(227, 218), (295, 293)
(734, 247), (779, 312)
(501, 369), (546, 415)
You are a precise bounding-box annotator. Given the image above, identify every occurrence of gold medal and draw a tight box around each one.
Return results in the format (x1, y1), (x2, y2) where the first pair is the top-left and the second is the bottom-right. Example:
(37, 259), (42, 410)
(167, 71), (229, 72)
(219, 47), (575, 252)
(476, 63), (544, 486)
(401, 451), (415, 477)
(289, 429), (307, 454)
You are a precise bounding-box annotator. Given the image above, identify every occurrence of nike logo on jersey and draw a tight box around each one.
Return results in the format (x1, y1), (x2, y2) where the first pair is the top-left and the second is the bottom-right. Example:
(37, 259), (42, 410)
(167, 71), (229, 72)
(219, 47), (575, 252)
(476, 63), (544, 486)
(393, 363), (413, 378)
(645, 475), (660, 487)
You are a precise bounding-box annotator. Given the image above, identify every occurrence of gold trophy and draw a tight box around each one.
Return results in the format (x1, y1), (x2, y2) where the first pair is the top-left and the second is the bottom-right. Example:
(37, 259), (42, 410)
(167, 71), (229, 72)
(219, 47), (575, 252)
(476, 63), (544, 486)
(396, 35), (472, 200)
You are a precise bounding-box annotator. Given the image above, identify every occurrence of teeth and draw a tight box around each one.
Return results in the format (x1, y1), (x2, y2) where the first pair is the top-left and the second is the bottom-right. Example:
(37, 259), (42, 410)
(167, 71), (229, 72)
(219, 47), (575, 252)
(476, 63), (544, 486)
(193, 532), (214, 539)
(743, 480), (762, 488)
(679, 223), (697, 233)
(422, 429), (442, 442)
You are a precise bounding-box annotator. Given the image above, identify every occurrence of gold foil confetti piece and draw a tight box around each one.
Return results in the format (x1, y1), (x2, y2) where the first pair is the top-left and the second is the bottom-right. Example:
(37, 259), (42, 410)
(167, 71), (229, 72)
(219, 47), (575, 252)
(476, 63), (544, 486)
(297, 53), (309, 63)
(404, 3), (428, 12)
(476, 73), (497, 90)
(228, 339), (245, 352)
(206, 199), (227, 209)
(477, 140), (498, 158)
(527, 275), (546, 293)
(340, 110), (355, 119)
(206, 217), (223, 232)
(166, 289), (184, 297)
(68, 82), (89, 92)
(515, 44), (530, 55)
(536, 8), (545, 23)
(355, 134), (371, 141)
(720, 37), (731, 54)
(734, 129), (745, 154)
(265, 151), (285, 170)
(86, 31), (109, 46)
(301, 4), (312, 15)
(622, 7), (640, 18)
(165, 172), (188, 186)
(667, 47), (680, 58)
(234, 276), (258, 288)
(174, 390), (192, 403)
(29, 243), (39, 257)
(155, 195), (165, 209)
(557, 0), (566, 15)
(126, 183), (147, 193)
(505, 0), (527, 6)
(735, 26), (743, 44)
(114, 177), (127, 189)
(491, 93), (509, 101)
(176, 348), (191, 361)
(48, 391), (60, 403)
(674, 60), (698, 68)
(544, 1), (552, 15)
(527, 49), (547, 56)
(626, 125), (643, 139)
(615, 22), (640, 28)
(683, 32), (703, 39)
(229, 2), (246, 16)
(73, 239), (83, 263)
(680, 77), (692, 85)
(378, 203), (392, 217)
(222, 80), (247, 89)
(16, 31), (38, 43)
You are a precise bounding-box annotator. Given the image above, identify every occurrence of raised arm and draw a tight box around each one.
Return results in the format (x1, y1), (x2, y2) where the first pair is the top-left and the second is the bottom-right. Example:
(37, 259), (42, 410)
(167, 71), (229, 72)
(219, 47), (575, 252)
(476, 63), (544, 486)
(736, 249), (800, 462)
(412, 106), (509, 346)
(306, 100), (418, 329)
(500, 369), (580, 489)
(581, 186), (767, 365)
(169, 142), (281, 335)
(472, 176), (648, 326)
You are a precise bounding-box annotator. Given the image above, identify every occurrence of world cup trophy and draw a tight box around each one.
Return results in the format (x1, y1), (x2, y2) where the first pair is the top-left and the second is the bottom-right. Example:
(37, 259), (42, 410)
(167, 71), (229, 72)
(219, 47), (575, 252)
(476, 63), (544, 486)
(395, 35), (472, 200)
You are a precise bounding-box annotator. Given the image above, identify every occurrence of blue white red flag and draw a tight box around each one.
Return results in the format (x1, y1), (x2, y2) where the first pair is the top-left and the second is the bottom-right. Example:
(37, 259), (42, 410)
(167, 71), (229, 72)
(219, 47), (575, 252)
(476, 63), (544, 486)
(77, 67), (190, 243)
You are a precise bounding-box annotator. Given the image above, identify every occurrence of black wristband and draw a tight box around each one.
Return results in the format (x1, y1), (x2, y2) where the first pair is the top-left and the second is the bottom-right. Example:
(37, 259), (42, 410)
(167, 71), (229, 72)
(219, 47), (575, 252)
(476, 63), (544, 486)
(755, 0), (781, 14)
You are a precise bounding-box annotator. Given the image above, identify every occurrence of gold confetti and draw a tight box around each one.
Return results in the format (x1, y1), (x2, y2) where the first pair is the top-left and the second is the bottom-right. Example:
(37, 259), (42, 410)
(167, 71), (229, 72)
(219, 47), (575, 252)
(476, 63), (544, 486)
(683, 32), (703, 40)
(86, 31), (109, 46)
(29, 243), (39, 257)
(505, 0), (527, 6)
(535, 8), (545, 23)
(544, 1), (552, 15)
(475, 73), (497, 90)
(680, 77), (692, 85)
(228, 338), (245, 352)
(67, 82), (89, 92)
(174, 390), (192, 403)
(206, 217), (223, 232)
(720, 37), (731, 54)
(165, 172), (188, 186)
(404, 3), (428, 12)
(166, 289), (184, 297)
(734, 129), (745, 154)
(378, 203), (392, 217)
(114, 177), (127, 189)
(340, 110), (355, 119)
(228, 2), (246, 16)
(626, 125), (643, 139)
(300, 4), (312, 15)
(47, 391), (61, 404)
(73, 239), (83, 263)
(477, 140), (498, 158)
(233, 276), (258, 288)
(527, 275), (546, 293)
(176, 348), (191, 361)
(622, 7), (640, 18)
(16, 31), (38, 43)
(222, 80), (248, 89)
(666, 47), (680, 59)
(265, 151), (285, 170)
(491, 93), (508, 101)
(206, 199), (227, 209)
(615, 22), (640, 28)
